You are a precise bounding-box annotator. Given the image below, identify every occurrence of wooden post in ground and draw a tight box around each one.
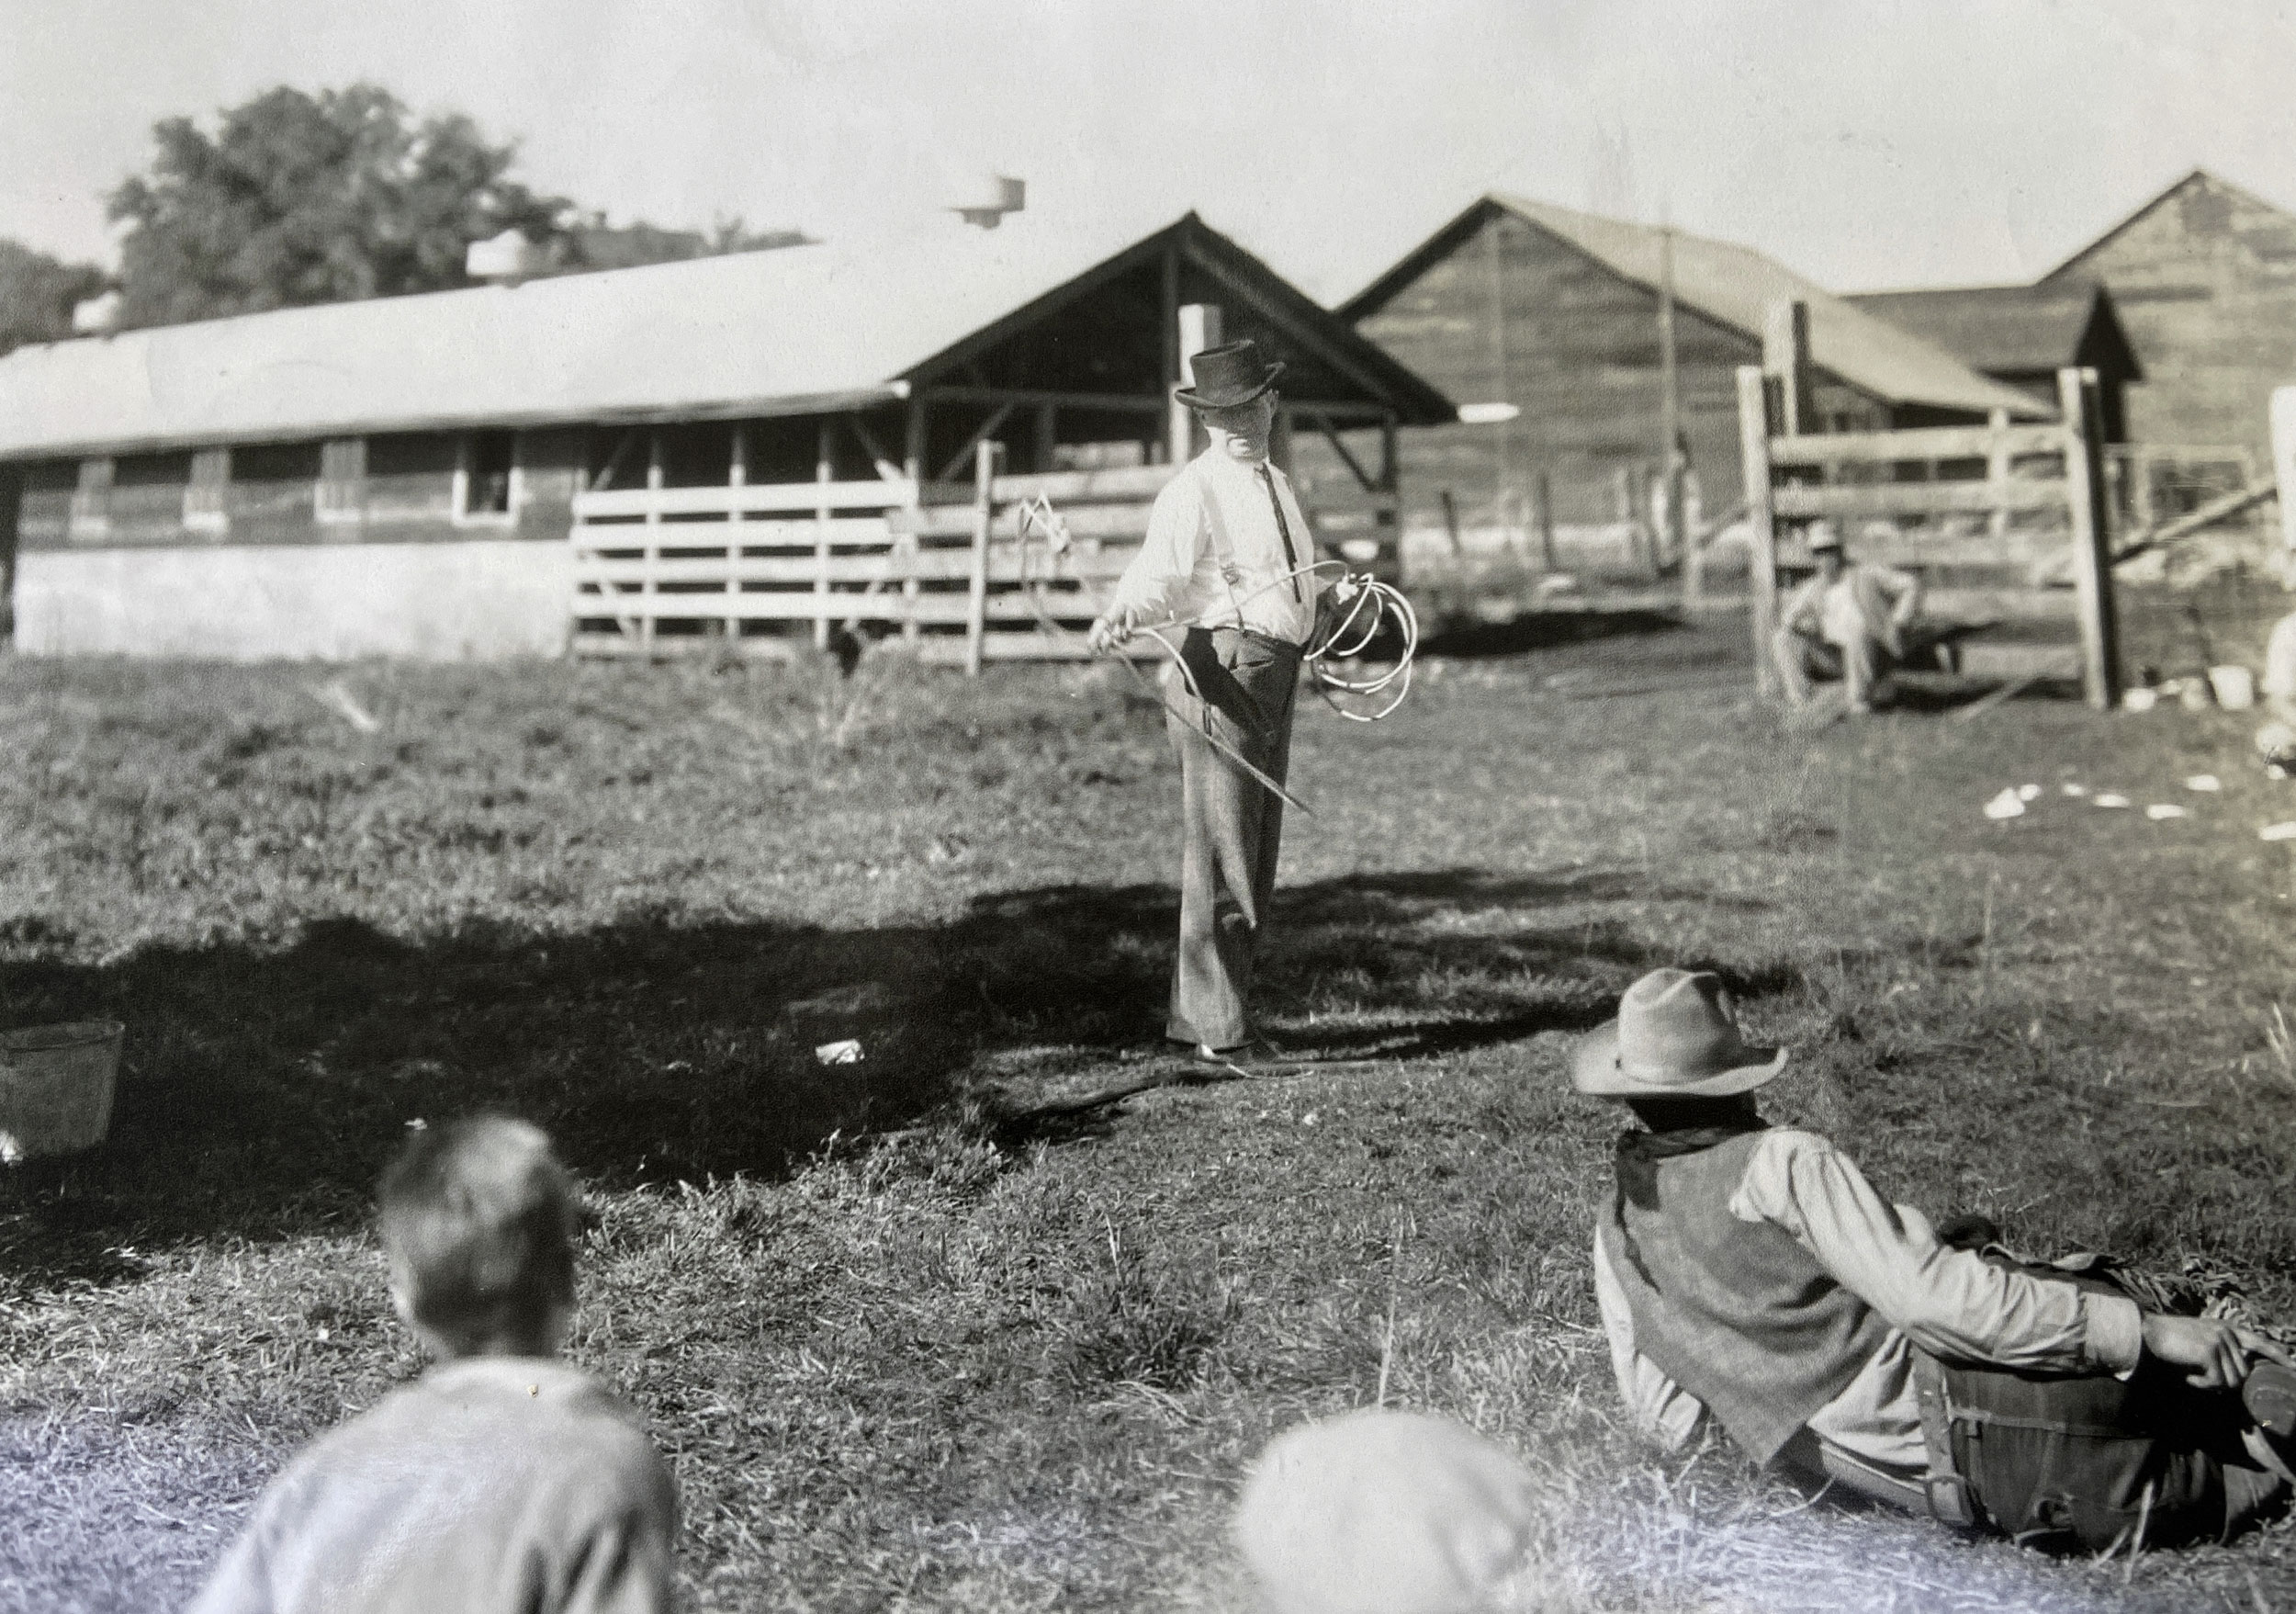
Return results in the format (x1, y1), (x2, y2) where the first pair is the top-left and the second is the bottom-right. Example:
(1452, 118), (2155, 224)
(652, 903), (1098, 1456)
(1986, 407), (2011, 547)
(814, 421), (834, 651)
(1533, 468), (1556, 571)
(1738, 367), (1780, 698)
(641, 432), (663, 655)
(2274, 386), (2296, 555)
(902, 402), (926, 644)
(1377, 414), (1401, 585)
(965, 438), (998, 676)
(2059, 367), (2122, 711)
(1761, 300), (1813, 439)
(725, 424), (748, 645)
(1170, 303), (1222, 468)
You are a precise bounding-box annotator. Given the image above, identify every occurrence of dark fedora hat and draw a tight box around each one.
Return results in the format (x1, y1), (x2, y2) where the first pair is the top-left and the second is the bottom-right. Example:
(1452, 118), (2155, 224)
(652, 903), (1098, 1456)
(1174, 339), (1285, 411)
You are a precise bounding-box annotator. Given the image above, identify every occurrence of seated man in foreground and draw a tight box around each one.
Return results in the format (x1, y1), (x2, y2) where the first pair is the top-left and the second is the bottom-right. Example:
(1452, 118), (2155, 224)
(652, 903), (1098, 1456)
(1577, 967), (2296, 1552)
(191, 1117), (678, 1614)
(1773, 521), (1925, 714)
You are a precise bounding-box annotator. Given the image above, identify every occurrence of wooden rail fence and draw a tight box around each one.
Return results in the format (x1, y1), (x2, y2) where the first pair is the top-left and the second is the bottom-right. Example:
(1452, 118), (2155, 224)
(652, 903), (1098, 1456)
(1739, 359), (2122, 709)
(569, 445), (1397, 671)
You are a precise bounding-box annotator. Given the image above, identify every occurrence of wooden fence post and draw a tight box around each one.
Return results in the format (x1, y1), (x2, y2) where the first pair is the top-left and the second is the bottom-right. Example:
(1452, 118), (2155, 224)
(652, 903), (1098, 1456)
(2058, 367), (2122, 711)
(1986, 407), (2010, 547)
(641, 432), (663, 655)
(1170, 303), (1222, 468)
(814, 421), (834, 651)
(1533, 468), (1556, 571)
(965, 438), (998, 676)
(1762, 300), (1814, 439)
(2274, 386), (2296, 556)
(1737, 367), (1780, 697)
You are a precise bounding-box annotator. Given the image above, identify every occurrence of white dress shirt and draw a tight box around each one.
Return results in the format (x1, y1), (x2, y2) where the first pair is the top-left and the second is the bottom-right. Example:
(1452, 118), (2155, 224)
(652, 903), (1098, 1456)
(1109, 447), (1326, 647)
(1593, 1128), (2143, 1475)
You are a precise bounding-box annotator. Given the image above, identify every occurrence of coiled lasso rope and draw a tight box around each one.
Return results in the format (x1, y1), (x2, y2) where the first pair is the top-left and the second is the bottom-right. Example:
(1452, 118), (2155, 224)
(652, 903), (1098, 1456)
(1011, 496), (1420, 814)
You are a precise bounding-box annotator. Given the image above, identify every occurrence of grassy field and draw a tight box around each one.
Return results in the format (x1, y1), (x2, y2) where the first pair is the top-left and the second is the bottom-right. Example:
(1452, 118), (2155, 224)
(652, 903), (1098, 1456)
(3, 600), (2294, 1612)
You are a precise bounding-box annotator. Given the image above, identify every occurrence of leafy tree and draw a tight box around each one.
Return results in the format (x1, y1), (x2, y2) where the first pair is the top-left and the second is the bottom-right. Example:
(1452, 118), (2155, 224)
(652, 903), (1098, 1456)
(0, 239), (108, 356)
(107, 84), (572, 328)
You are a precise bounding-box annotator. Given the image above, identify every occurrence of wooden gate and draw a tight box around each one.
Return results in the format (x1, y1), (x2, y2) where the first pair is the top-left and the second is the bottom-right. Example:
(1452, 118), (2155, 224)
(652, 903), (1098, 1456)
(1738, 364), (2122, 709)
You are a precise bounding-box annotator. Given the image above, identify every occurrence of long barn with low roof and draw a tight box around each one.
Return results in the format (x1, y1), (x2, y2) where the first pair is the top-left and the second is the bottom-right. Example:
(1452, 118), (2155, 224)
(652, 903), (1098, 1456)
(0, 210), (1448, 660)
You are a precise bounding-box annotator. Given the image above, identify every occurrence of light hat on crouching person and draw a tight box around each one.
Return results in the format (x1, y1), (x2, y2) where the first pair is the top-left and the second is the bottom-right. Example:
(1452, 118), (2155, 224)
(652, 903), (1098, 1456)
(1234, 1408), (1544, 1614)
(1806, 519), (1844, 554)
(1570, 967), (1787, 1100)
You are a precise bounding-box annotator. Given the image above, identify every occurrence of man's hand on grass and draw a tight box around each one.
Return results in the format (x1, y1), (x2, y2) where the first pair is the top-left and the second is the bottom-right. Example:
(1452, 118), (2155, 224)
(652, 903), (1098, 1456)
(2142, 1313), (2296, 1389)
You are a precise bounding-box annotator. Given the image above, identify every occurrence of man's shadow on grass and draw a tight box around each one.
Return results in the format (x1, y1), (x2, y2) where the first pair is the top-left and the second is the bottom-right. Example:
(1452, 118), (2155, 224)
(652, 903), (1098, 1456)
(0, 863), (1792, 1285)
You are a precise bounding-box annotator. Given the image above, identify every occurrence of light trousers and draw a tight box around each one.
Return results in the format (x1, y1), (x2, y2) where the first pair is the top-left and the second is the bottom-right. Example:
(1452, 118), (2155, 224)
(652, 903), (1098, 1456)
(1164, 626), (1300, 1050)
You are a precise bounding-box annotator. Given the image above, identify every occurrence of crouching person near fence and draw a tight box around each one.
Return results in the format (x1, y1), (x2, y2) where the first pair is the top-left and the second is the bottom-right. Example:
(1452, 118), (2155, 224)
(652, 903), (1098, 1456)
(1773, 521), (1927, 714)
(189, 1117), (678, 1614)
(1575, 968), (2296, 1553)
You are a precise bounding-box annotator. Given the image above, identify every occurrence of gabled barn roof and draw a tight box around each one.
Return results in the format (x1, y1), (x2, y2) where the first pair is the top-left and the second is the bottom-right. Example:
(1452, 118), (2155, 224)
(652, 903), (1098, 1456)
(2037, 167), (2296, 283)
(0, 213), (1450, 460)
(1343, 195), (2049, 420)
(1845, 282), (2140, 378)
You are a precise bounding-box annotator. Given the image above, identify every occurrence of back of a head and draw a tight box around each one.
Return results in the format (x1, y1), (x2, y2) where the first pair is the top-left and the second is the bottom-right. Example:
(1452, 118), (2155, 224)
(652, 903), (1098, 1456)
(1234, 1408), (1545, 1614)
(378, 1117), (579, 1357)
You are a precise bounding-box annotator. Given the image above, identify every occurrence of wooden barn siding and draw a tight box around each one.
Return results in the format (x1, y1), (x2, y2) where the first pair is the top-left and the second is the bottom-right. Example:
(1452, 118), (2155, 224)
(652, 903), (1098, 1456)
(2049, 175), (2296, 460)
(13, 426), (586, 551)
(1342, 210), (1883, 533)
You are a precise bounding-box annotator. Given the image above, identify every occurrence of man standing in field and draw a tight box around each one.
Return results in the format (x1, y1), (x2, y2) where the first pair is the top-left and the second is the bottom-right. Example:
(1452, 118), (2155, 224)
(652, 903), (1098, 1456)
(1773, 521), (1926, 714)
(1089, 340), (1328, 1067)
(190, 1117), (678, 1614)
(1577, 968), (2296, 1552)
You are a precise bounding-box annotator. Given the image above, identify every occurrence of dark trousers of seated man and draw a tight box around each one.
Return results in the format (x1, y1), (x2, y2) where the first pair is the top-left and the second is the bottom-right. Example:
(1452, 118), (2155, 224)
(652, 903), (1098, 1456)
(1165, 626), (1300, 1050)
(1913, 1256), (2287, 1552)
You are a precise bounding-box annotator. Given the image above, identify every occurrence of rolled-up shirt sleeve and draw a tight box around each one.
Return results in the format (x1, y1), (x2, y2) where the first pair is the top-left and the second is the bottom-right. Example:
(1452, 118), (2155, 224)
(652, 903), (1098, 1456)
(1109, 477), (1204, 626)
(1592, 1225), (1710, 1451)
(1732, 1131), (2141, 1377)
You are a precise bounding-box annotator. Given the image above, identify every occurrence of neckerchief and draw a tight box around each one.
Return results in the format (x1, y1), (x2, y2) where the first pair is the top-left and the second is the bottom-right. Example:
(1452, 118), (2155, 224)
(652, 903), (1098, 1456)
(1611, 1118), (1770, 1290)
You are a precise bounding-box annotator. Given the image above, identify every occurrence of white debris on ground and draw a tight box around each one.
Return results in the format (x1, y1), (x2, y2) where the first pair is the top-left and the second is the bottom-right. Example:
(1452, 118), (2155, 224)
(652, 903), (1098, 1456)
(1983, 788), (2026, 820)
(2264, 822), (2296, 842)
(2094, 793), (2132, 809)
(814, 1039), (864, 1066)
(2061, 782), (2089, 797)
(2145, 804), (2191, 820)
(2017, 784), (2042, 802)
(2185, 774), (2223, 793)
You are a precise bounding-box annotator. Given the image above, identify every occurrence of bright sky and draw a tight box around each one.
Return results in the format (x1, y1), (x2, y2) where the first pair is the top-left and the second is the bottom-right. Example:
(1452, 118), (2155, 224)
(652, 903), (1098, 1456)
(5, 0), (2295, 302)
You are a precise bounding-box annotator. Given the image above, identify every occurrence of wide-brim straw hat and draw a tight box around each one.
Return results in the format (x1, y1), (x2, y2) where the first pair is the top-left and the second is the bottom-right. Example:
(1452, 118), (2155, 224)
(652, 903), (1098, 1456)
(1570, 967), (1787, 1099)
(1173, 339), (1285, 411)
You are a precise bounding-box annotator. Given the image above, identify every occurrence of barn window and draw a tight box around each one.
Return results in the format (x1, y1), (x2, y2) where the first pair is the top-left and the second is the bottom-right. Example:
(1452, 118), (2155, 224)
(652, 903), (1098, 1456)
(317, 437), (366, 523)
(185, 447), (230, 534)
(67, 457), (113, 542)
(456, 430), (519, 522)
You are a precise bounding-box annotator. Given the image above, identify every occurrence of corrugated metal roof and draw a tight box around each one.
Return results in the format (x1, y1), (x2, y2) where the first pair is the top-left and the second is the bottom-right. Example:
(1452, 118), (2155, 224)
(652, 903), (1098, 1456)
(1345, 195), (2048, 421)
(0, 210), (1445, 460)
(1844, 283), (2109, 374)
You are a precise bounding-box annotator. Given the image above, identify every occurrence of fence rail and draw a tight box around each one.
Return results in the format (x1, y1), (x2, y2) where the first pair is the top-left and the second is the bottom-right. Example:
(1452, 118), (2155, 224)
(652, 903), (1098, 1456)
(1739, 348), (2121, 709)
(569, 446), (1397, 669)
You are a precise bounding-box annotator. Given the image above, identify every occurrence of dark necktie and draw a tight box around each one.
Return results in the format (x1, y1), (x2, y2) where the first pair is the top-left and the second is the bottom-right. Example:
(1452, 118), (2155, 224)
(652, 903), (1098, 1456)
(1256, 464), (1303, 601)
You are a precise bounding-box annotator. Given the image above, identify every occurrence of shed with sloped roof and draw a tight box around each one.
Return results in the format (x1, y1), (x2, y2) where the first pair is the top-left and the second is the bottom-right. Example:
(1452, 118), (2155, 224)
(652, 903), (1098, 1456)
(1330, 194), (2048, 552)
(1846, 282), (2139, 440)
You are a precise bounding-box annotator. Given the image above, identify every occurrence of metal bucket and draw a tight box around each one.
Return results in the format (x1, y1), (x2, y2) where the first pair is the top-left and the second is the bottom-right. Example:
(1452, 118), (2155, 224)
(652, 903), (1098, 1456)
(0, 1021), (124, 1163)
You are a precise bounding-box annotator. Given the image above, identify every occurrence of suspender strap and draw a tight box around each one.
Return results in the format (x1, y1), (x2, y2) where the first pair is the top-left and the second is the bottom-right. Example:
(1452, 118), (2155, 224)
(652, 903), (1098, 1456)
(1911, 1349), (1978, 1529)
